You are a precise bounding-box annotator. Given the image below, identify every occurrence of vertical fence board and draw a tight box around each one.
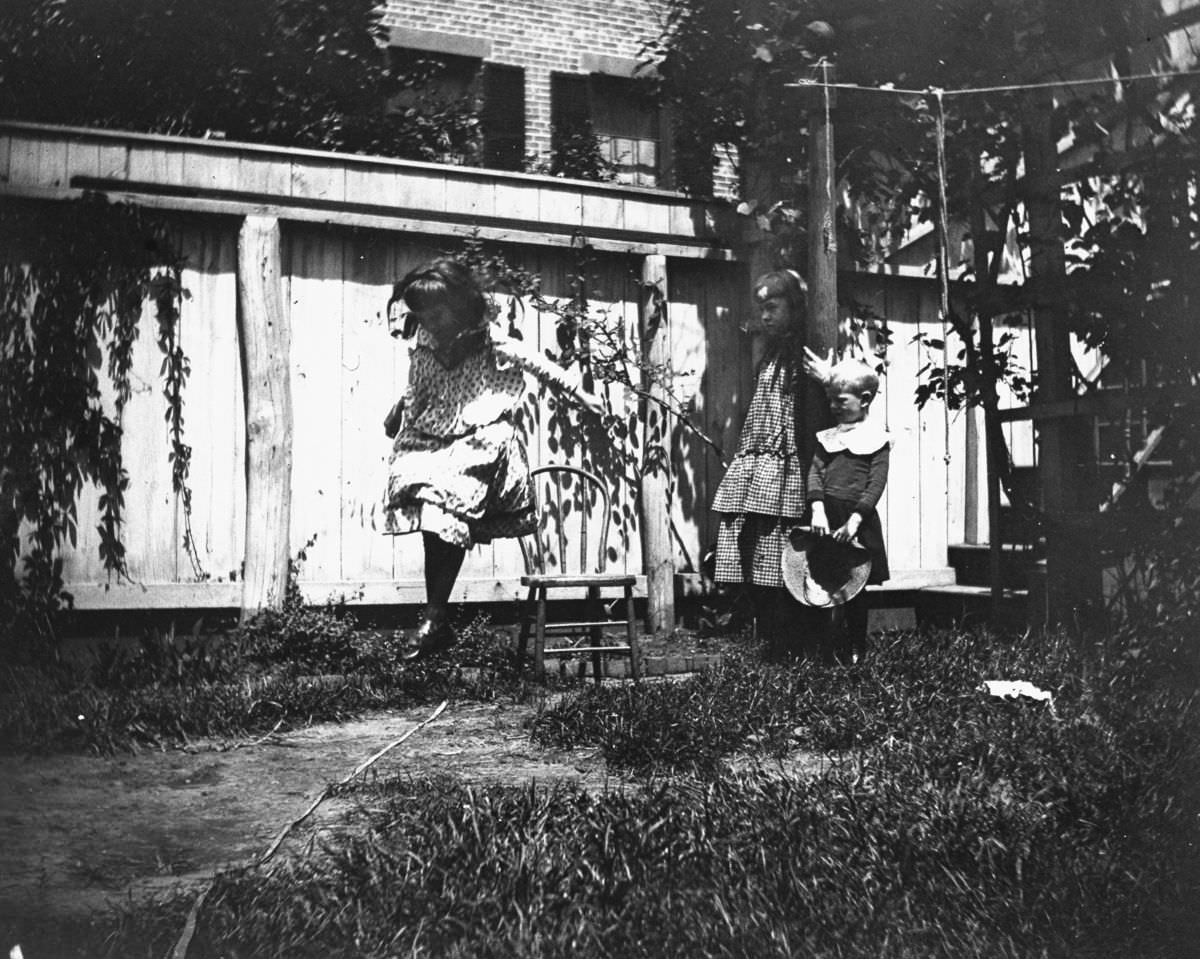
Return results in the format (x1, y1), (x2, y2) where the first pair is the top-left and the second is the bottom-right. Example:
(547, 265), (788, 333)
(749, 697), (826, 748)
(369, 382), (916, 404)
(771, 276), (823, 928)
(290, 161), (346, 203)
(286, 227), (345, 588)
(669, 260), (749, 577)
(178, 226), (245, 586)
(662, 266), (705, 576)
(339, 231), (395, 585)
(128, 146), (184, 186)
(877, 279), (922, 576)
(96, 142), (129, 181)
(238, 155), (292, 196)
(64, 139), (100, 183)
(121, 290), (182, 584)
(182, 151), (239, 193)
(7, 136), (41, 186)
(914, 281), (951, 571)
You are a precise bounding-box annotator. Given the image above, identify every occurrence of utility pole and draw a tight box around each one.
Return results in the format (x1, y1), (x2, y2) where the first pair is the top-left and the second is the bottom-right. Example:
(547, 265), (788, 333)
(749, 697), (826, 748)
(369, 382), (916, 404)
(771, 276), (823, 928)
(802, 23), (839, 445)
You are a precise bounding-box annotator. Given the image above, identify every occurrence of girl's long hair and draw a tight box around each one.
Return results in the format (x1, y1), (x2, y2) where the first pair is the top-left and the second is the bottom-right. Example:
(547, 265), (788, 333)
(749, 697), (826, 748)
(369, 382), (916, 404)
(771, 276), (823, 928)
(388, 258), (487, 339)
(754, 269), (809, 390)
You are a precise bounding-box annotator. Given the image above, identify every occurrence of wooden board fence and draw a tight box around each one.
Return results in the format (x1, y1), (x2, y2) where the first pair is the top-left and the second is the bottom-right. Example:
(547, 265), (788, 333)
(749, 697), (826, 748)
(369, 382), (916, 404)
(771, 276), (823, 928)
(2, 121), (966, 614)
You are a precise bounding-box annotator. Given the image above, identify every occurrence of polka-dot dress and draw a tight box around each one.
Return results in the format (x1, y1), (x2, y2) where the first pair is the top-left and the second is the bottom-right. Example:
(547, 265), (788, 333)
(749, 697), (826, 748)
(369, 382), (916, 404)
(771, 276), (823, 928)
(384, 324), (579, 549)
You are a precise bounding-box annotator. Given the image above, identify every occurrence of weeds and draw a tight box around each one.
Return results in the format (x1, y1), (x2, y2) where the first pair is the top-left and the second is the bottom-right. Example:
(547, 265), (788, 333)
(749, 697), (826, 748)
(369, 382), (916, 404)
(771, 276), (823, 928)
(166, 745), (1195, 958)
(0, 602), (528, 754)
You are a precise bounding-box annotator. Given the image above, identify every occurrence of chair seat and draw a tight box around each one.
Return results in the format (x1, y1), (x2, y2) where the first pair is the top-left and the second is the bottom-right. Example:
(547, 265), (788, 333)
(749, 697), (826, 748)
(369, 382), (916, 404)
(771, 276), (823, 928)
(545, 644), (635, 655)
(520, 573), (637, 588)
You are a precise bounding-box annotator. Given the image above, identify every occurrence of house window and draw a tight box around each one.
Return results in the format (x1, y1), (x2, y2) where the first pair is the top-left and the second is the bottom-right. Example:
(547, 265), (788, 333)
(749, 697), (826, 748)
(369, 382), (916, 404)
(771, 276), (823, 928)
(388, 48), (479, 111)
(551, 72), (662, 187)
(386, 46), (525, 172)
(480, 63), (525, 172)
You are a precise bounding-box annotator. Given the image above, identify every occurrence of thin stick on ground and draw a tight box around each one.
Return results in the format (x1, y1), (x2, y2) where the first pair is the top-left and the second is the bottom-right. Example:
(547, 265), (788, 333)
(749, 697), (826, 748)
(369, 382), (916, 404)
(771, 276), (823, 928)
(169, 699), (450, 959)
(257, 698), (448, 865)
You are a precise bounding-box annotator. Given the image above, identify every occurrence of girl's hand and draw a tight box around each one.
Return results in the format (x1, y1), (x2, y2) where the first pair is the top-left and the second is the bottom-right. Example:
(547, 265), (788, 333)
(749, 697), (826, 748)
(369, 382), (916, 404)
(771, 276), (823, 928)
(803, 346), (835, 384)
(832, 512), (862, 544)
(809, 502), (830, 537)
(383, 400), (404, 439)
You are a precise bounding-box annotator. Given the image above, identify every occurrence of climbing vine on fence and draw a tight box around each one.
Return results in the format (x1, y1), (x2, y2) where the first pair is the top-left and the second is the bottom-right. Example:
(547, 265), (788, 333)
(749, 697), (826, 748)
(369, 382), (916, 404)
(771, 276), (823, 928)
(450, 232), (727, 563)
(0, 196), (191, 650)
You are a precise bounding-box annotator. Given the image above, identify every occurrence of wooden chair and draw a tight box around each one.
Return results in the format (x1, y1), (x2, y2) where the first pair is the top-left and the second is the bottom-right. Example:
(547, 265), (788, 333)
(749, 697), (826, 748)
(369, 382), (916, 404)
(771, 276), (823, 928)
(517, 465), (641, 682)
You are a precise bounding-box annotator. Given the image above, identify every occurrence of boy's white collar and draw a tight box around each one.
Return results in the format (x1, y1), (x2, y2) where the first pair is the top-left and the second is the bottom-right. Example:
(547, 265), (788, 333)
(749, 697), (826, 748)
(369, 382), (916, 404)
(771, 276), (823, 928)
(816, 419), (892, 454)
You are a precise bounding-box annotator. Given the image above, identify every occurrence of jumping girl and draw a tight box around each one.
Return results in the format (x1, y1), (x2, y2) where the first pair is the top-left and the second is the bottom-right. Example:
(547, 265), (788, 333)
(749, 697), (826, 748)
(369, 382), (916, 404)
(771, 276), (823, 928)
(383, 258), (604, 661)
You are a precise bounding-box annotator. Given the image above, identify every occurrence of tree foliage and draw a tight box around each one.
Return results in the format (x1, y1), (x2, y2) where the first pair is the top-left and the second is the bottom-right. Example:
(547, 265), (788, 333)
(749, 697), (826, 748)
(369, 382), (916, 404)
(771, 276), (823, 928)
(651, 0), (1199, 422)
(0, 0), (478, 162)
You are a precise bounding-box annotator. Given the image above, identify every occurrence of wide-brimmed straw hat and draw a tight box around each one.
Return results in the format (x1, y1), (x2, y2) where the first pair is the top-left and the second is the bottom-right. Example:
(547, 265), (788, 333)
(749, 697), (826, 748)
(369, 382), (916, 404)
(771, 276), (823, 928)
(781, 527), (872, 607)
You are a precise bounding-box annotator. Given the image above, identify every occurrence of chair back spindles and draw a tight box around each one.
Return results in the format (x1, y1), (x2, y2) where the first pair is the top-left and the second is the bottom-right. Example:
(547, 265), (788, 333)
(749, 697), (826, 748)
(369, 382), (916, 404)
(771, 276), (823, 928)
(525, 465), (613, 576)
(518, 464), (639, 682)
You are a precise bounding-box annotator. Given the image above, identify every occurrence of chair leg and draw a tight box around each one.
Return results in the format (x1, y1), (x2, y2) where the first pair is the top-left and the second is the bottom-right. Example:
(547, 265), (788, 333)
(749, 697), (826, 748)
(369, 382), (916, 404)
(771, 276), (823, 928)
(588, 585), (603, 685)
(534, 587), (548, 680)
(624, 585), (641, 680)
(516, 585), (536, 667)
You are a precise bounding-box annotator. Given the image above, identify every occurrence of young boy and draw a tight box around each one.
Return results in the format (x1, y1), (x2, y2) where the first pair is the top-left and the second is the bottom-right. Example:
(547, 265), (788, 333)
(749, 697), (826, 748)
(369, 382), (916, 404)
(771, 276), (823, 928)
(806, 359), (892, 663)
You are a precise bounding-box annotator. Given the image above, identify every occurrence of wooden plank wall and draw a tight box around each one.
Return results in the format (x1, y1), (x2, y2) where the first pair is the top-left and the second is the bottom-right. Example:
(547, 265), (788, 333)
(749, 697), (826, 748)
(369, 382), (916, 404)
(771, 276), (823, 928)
(61, 219), (665, 607)
(34, 223), (967, 607)
(668, 260), (754, 574)
(61, 222), (246, 597)
(843, 274), (963, 583)
(280, 227), (652, 605)
(4, 124), (975, 610)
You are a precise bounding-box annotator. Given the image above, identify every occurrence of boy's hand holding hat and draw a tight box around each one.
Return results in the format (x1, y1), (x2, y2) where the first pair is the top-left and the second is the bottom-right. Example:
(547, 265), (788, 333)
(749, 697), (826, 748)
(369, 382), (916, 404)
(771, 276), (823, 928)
(782, 526), (872, 607)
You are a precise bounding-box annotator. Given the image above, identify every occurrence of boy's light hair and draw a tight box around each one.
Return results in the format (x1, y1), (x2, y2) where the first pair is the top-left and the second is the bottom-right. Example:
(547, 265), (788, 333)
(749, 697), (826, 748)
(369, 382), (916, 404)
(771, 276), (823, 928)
(827, 358), (879, 397)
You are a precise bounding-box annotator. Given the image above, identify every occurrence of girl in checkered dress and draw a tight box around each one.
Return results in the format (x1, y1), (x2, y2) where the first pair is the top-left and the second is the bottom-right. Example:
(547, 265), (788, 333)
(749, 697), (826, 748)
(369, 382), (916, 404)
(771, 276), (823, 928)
(383, 258), (604, 661)
(711, 270), (829, 658)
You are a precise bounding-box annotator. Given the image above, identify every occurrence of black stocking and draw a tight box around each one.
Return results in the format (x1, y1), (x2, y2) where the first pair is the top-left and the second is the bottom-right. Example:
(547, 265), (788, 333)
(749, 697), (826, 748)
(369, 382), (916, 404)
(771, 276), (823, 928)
(422, 532), (466, 621)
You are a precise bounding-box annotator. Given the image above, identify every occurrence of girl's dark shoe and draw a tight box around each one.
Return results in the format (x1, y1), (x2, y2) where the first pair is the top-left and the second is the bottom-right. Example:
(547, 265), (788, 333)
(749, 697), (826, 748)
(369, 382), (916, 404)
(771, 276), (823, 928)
(399, 611), (454, 661)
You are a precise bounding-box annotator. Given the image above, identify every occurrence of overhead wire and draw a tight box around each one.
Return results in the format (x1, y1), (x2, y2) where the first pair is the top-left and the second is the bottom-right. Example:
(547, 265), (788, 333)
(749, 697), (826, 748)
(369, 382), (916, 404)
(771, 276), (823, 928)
(792, 61), (1199, 470)
(786, 66), (1200, 98)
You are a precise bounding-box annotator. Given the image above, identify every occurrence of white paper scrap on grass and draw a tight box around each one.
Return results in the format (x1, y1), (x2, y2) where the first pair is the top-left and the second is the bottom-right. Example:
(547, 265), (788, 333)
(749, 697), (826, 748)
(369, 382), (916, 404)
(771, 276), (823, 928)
(979, 680), (1054, 703)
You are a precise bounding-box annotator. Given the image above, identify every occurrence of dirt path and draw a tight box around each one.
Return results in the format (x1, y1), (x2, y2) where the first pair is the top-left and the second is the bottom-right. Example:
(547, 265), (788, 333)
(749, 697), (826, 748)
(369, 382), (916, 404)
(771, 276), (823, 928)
(0, 699), (615, 952)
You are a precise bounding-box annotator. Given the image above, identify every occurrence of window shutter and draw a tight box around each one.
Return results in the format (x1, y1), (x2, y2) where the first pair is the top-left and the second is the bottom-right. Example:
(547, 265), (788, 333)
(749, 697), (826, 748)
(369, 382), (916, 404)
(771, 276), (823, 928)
(481, 63), (525, 171)
(551, 73), (591, 130)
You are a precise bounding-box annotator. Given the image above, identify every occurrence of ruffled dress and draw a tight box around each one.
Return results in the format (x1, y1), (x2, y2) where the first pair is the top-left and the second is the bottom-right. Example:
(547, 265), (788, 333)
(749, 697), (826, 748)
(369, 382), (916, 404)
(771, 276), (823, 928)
(711, 357), (806, 587)
(384, 324), (579, 549)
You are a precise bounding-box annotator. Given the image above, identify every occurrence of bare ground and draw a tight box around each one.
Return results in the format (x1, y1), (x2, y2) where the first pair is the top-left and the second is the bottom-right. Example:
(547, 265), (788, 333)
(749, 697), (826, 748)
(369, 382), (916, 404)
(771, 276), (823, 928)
(0, 634), (826, 957)
(0, 699), (623, 955)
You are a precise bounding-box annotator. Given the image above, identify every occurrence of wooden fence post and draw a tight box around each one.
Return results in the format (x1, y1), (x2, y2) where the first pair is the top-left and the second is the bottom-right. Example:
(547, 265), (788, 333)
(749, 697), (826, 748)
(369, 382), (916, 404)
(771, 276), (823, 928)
(237, 215), (293, 621)
(639, 253), (675, 635)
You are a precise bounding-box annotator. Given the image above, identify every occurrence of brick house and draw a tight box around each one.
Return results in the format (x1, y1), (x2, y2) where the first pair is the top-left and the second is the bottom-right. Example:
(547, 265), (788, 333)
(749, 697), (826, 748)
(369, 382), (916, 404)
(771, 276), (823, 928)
(379, 0), (738, 195)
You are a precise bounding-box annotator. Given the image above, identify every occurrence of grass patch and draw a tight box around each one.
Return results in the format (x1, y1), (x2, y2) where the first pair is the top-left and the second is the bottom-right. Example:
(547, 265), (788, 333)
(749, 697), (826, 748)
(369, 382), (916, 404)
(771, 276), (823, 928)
(0, 602), (532, 754)
(531, 627), (1196, 775)
(137, 749), (1195, 958)
(89, 622), (1198, 959)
